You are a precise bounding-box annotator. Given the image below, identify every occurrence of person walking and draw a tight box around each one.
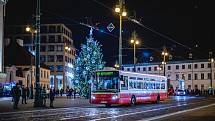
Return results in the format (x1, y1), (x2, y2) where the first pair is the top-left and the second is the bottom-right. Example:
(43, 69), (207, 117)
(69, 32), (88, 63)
(73, 88), (76, 99)
(21, 86), (27, 104)
(12, 84), (21, 109)
(60, 88), (63, 97)
(49, 88), (55, 108)
(42, 87), (47, 107)
(69, 88), (73, 99)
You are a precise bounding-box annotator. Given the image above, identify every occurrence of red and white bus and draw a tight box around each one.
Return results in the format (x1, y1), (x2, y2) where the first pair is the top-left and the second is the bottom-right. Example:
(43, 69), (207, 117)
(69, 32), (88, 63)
(90, 69), (167, 106)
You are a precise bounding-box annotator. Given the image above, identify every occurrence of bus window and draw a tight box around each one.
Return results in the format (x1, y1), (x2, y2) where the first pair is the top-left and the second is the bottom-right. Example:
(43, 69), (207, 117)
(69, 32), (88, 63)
(137, 82), (141, 89)
(137, 78), (143, 80)
(153, 83), (156, 89)
(156, 83), (160, 89)
(134, 82), (137, 89)
(129, 81), (133, 89)
(140, 82), (144, 89)
(121, 76), (128, 90)
(148, 83), (153, 89)
(161, 83), (165, 89)
(144, 82), (148, 89)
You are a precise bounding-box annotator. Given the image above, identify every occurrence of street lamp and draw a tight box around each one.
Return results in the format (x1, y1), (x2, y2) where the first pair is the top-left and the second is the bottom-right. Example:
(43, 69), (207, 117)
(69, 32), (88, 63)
(114, 0), (127, 70)
(130, 31), (139, 72)
(161, 48), (168, 76)
(65, 46), (71, 51)
(26, 26), (37, 99)
(209, 52), (214, 95)
(26, 26), (37, 52)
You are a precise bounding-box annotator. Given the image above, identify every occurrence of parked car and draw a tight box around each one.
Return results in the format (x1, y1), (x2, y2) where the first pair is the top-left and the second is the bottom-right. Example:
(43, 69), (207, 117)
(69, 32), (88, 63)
(175, 89), (186, 96)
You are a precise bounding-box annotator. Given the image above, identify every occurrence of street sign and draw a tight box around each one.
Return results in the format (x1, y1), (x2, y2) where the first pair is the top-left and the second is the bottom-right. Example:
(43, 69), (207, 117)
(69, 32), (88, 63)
(107, 23), (115, 32)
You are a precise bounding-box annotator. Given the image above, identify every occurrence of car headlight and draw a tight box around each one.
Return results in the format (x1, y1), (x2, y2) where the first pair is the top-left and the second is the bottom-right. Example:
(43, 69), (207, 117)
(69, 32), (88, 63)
(91, 95), (96, 100)
(183, 92), (186, 94)
(112, 95), (118, 100)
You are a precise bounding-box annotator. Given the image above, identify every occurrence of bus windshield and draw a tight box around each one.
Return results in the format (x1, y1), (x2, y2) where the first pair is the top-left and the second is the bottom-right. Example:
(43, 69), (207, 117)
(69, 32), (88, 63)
(92, 71), (119, 93)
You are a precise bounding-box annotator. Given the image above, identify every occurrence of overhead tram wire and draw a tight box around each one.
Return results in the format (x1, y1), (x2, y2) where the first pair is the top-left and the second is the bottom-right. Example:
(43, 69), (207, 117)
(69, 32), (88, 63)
(42, 10), (160, 53)
(91, 0), (208, 59)
(42, 10), (187, 61)
(42, 10), (117, 38)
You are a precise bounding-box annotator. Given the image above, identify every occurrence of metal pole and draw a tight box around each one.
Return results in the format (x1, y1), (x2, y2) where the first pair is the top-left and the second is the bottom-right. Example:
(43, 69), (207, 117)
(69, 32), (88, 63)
(31, 32), (34, 52)
(34, 0), (42, 107)
(210, 61), (213, 95)
(133, 43), (136, 72)
(163, 55), (166, 76)
(118, 0), (123, 70)
(119, 14), (122, 69)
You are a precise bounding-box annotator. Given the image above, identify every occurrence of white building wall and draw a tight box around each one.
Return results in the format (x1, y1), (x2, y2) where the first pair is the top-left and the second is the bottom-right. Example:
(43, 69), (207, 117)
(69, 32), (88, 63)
(123, 60), (215, 91)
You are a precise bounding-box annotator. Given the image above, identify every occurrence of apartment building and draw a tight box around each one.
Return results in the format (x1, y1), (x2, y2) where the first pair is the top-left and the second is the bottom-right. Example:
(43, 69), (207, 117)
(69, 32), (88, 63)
(6, 23), (76, 91)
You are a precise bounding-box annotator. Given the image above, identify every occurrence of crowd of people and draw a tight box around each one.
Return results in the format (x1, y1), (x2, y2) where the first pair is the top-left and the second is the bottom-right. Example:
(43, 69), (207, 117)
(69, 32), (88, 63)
(10, 83), (56, 109)
(10, 84), (78, 109)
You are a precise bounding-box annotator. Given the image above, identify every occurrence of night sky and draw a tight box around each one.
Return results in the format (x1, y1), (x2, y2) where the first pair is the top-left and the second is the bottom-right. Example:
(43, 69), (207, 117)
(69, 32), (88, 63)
(4, 0), (215, 66)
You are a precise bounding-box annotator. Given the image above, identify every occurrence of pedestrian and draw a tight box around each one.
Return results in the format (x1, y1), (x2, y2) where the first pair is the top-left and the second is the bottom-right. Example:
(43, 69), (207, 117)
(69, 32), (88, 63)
(12, 83), (21, 109)
(11, 86), (15, 102)
(26, 87), (30, 99)
(46, 88), (50, 98)
(69, 88), (73, 99)
(49, 88), (55, 108)
(73, 88), (76, 99)
(21, 85), (27, 104)
(42, 87), (47, 107)
(66, 87), (69, 99)
(60, 88), (63, 96)
(56, 89), (59, 97)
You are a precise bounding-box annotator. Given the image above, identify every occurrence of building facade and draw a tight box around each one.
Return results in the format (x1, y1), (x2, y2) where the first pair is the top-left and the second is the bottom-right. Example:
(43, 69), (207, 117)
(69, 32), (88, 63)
(3, 39), (50, 97)
(5, 65), (50, 90)
(6, 24), (76, 91)
(123, 59), (215, 91)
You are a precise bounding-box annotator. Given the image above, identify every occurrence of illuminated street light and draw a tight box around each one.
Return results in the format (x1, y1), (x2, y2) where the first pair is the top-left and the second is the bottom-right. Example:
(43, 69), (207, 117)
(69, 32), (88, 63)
(26, 26), (37, 52)
(114, 0), (127, 70)
(161, 47), (168, 76)
(130, 31), (139, 72)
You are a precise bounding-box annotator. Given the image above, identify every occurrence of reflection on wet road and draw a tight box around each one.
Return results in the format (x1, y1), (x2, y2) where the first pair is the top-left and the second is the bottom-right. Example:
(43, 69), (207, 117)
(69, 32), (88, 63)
(0, 96), (214, 121)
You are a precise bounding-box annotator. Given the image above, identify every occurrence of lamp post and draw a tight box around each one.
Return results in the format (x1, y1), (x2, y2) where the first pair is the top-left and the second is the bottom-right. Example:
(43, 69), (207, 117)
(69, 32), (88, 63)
(26, 26), (36, 99)
(161, 48), (168, 76)
(209, 52), (214, 95)
(26, 26), (37, 52)
(115, 0), (127, 70)
(34, 0), (42, 107)
(130, 31), (139, 72)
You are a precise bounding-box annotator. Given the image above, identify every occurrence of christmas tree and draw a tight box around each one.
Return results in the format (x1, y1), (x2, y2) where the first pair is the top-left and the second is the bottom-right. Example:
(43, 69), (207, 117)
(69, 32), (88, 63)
(73, 28), (105, 98)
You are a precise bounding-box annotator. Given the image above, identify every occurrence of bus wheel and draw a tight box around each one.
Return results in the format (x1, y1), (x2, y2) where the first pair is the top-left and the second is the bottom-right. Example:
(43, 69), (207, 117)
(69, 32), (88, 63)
(130, 96), (136, 106)
(105, 104), (111, 107)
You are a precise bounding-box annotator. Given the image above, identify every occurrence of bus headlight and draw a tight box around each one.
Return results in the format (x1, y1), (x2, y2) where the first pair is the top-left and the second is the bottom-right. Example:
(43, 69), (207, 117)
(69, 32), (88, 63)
(91, 95), (96, 100)
(112, 95), (118, 100)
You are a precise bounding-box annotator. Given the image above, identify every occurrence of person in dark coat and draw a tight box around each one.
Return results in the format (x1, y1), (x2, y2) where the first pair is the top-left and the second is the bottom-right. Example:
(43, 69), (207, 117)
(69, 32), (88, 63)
(42, 87), (47, 107)
(49, 89), (55, 108)
(60, 88), (63, 96)
(21, 86), (27, 104)
(12, 84), (21, 109)
(73, 88), (76, 99)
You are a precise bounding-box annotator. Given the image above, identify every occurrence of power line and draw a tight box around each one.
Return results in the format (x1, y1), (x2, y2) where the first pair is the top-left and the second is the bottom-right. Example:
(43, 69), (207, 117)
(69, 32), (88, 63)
(91, 0), (208, 59)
